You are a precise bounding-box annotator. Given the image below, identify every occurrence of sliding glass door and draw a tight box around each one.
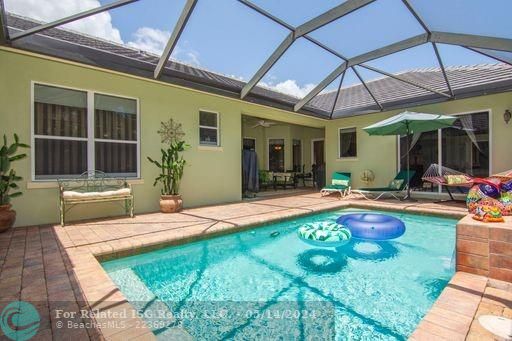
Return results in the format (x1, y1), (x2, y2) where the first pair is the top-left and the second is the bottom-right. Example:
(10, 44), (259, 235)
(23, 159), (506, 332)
(399, 111), (490, 192)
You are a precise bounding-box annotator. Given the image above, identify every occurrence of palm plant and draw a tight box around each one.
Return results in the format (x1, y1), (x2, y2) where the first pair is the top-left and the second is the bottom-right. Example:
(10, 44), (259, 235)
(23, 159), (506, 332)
(0, 134), (30, 205)
(147, 140), (187, 195)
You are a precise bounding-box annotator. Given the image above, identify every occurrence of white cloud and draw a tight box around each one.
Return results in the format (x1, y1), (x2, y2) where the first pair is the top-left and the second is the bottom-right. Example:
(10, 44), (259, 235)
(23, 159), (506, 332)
(259, 79), (316, 98)
(6, 0), (122, 43)
(127, 27), (170, 55)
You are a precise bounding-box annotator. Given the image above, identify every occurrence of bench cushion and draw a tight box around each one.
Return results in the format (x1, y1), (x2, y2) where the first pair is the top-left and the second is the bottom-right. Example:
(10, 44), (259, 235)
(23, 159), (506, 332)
(63, 188), (131, 200)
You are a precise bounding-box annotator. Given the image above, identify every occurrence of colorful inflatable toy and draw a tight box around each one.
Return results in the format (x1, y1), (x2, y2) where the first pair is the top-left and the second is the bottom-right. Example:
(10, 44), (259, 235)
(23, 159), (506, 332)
(297, 222), (351, 248)
(472, 205), (504, 223)
(467, 179), (512, 217)
(336, 213), (406, 240)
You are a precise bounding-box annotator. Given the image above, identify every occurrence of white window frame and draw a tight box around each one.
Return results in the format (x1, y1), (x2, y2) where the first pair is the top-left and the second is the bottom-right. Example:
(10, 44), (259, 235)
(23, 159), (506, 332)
(338, 127), (358, 159)
(31, 81), (141, 181)
(199, 110), (220, 147)
(396, 109), (492, 193)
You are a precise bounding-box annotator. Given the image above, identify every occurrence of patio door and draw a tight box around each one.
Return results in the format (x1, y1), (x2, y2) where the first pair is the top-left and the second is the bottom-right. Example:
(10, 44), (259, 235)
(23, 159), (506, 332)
(268, 139), (284, 172)
(399, 111), (490, 192)
(312, 139), (325, 166)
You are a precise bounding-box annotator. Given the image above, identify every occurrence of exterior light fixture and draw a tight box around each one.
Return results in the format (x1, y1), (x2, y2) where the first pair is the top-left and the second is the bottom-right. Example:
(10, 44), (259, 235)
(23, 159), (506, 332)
(505, 109), (511, 124)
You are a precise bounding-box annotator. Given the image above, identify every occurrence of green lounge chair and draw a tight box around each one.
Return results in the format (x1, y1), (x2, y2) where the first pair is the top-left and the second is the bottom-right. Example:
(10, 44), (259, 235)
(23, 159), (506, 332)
(320, 172), (351, 197)
(352, 170), (415, 200)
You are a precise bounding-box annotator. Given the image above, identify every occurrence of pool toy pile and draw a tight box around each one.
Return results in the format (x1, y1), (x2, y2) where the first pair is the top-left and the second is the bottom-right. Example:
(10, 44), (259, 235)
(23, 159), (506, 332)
(466, 179), (512, 219)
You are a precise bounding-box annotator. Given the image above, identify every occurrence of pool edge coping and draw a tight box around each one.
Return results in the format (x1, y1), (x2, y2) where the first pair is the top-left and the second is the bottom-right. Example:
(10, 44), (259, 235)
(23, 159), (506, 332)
(61, 199), (469, 340)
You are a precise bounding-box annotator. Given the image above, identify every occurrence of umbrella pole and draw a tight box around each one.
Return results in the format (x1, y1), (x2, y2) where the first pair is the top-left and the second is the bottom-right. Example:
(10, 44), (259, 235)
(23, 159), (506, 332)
(402, 123), (417, 202)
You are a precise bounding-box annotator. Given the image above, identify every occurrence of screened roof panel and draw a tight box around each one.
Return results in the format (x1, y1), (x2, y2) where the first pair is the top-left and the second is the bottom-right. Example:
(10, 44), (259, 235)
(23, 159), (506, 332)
(308, 0), (425, 58)
(3, 0), (512, 120)
(472, 49), (512, 65)
(363, 44), (449, 93)
(175, 0), (289, 80)
(248, 0), (346, 27)
(409, 0), (512, 39)
(258, 37), (341, 99)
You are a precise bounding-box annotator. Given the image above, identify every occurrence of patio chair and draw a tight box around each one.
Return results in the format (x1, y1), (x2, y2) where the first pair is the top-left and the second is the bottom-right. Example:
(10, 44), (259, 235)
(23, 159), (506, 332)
(320, 172), (351, 197)
(352, 170), (415, 200)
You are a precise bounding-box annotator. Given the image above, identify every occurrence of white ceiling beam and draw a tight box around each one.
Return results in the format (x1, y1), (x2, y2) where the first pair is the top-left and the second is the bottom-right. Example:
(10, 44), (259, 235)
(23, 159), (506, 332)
(294, 0), (375, 37)
(430, 31), (512, 53)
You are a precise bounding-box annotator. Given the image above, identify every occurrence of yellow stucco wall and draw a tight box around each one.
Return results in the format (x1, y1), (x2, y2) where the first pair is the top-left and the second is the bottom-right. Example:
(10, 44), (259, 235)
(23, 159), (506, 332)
(2, 46), (512, 227)
(325, 92), (512, 189)
(0, 48), (325, 227)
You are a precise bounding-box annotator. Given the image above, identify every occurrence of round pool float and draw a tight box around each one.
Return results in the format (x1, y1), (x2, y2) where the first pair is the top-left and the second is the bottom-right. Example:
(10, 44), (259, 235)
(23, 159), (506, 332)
(297, 222), (351, 248)
(336, 213), (405, 241)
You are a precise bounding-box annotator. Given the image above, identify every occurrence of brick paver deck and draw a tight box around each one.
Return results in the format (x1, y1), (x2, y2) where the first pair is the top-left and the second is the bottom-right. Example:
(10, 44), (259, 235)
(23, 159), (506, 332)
(0, 192), (502, 340)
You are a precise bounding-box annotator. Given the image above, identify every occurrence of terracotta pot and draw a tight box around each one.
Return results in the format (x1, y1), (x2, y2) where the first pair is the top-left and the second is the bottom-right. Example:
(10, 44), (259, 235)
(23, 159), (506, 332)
(159, 195), (183, 213)
(0, 204), (16, 233)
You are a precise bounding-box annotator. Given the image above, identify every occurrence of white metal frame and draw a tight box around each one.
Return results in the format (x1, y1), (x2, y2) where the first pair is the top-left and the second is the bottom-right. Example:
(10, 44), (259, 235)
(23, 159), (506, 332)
(310, 138), (325, 166)
(396, 109), (492, 193)
(199, 110), (220, 147)
(266, 137), (285, 171)
(337, 127), (358, 160)
(30, 81), (141, 181)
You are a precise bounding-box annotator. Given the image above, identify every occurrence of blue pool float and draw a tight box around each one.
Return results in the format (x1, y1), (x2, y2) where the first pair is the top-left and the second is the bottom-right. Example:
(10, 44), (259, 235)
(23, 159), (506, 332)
(336, 213), (405, 241)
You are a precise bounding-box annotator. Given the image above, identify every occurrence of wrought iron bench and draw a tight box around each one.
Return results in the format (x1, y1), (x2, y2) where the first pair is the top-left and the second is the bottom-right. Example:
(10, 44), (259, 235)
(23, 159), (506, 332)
(58, 171), (134, 226)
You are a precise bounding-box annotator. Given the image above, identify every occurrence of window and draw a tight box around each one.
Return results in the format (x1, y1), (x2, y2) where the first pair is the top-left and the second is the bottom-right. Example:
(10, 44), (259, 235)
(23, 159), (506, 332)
(292, 139), (302, 172)
(199, 111), (219, 146)
(268, 139), (284, 172)
(339, 128), (357, 158)
(33, 83), (139, 180)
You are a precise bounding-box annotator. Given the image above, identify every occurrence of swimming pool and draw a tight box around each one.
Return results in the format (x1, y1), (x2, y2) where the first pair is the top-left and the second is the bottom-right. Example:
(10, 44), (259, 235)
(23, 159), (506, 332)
(102, 209), (457, 340)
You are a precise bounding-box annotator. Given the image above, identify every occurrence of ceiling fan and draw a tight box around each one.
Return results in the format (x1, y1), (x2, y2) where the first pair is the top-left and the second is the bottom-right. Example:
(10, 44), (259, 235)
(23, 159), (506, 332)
(251, 120), (279, 128)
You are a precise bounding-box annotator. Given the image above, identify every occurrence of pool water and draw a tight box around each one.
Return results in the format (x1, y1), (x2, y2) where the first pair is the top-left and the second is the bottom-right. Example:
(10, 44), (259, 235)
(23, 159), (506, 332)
(102, 209), (456, 340)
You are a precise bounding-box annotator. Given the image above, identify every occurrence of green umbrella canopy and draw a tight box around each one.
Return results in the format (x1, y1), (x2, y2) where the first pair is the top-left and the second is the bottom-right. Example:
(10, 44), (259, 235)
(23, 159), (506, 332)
(363, 111), (457, 136)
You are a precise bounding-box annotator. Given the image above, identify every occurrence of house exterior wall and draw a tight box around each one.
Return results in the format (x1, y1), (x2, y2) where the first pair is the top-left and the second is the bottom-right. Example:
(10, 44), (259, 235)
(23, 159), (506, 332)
(325, 92), (512, 189)
(2, 47), (512, 228)
(0, 48), (325, 227)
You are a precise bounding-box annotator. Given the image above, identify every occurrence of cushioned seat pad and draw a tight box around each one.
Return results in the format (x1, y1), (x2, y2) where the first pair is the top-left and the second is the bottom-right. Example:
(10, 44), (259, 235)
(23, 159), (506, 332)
(63, 188), (131, 199)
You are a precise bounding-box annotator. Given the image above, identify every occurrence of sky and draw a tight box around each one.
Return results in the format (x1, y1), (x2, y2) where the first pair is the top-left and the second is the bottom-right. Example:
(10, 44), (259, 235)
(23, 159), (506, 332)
(5, 0), (512, 99)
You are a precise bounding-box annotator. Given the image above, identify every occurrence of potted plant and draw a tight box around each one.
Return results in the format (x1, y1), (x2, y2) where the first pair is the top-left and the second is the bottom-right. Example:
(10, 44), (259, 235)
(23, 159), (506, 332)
(0, 134), (29, 232)
(148, 118), (188, 213)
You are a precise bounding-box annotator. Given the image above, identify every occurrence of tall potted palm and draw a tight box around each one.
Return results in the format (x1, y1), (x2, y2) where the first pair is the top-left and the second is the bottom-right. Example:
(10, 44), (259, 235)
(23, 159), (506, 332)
(0, 134), (29, 232)
(147, 119), (188, 213)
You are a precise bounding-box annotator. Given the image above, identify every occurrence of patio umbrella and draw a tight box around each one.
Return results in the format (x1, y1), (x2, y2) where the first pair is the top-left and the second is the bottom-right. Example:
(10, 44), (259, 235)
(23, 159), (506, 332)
(363, 111), (457, 201)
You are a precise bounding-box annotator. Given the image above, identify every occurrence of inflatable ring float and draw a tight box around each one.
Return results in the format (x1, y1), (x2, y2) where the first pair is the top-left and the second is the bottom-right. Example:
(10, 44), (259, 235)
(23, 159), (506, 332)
(297, 222), (351, 248)
(336, 213), (406, 240)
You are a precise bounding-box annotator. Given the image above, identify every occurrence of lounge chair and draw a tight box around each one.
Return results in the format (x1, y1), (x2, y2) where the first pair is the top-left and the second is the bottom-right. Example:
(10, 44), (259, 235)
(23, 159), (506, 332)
(320, 172), (351, 197)
(352, 170), (415, 200)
